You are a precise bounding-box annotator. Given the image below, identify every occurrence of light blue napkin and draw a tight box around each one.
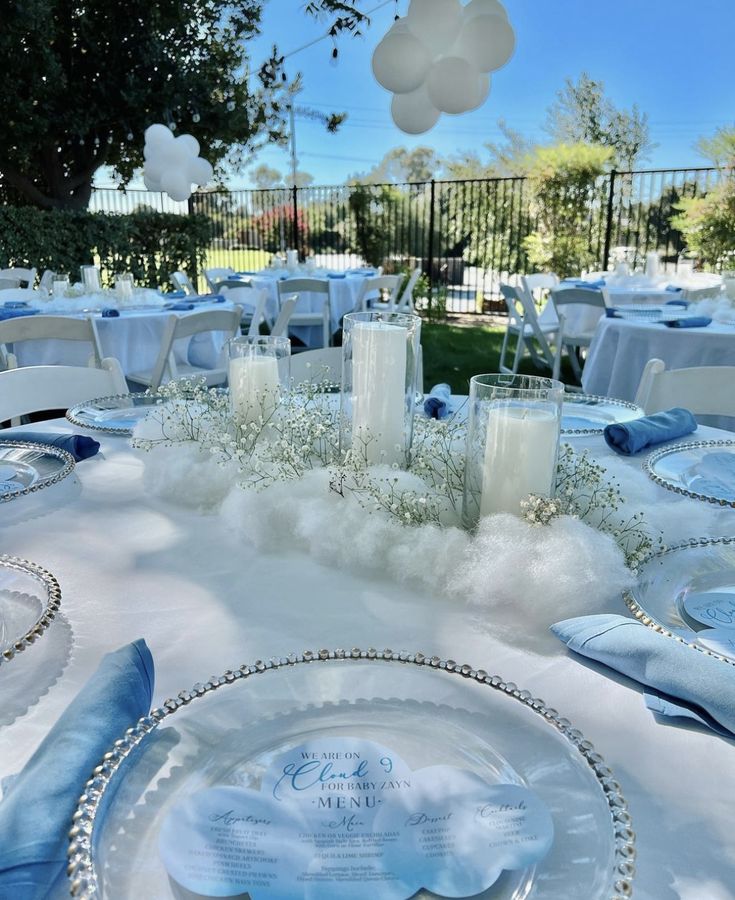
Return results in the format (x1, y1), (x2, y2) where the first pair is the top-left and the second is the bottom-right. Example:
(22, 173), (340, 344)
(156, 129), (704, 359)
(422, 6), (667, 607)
(424, 384), (452, 419)
(664, 298), (689, 308)
(1, 430), (100, 461)
(683, 452), (735, 501)
(563, 278), (605, 289)
(170, 301), (195, 311)
(101, 308), (119, 318)
(327, 272), (346, 279)
(603, 407), (697, 455)
(166, 289), (187, 299)
(0, 640), (154, 899)
(551, 614), (735, 737)
(0, 308), (38, 321)
(664, 317), (712, 329)
(666, 285), (684, 293)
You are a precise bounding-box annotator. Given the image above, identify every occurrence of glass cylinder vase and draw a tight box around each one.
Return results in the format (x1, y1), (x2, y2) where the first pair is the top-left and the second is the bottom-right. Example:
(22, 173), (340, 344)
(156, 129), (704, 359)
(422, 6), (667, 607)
(114, 273), (134, 303)
(462, 374), (564, 527)
(340, 311), (421, 467)
(227, 336), (291, 432)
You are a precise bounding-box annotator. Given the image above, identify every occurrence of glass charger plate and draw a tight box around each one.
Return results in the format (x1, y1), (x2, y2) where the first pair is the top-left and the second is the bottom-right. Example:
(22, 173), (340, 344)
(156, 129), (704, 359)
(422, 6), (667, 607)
(644, 440), (735, 507)
(66, 394), (163, 435)
(615, 306), (686, 322)
(68, 651), (635, 900)
(0, 555), (62, 664)
(0, 441), (75, 503)
(561, 394), (642, 435)
(625, 537), (735, 663)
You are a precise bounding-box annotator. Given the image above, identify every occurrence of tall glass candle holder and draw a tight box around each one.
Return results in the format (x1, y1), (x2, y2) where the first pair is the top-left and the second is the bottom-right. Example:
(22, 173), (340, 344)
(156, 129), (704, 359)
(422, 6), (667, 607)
(340, 311), (421, 467)
(227, 336), (291, 432)
(80, 265), (101, 293)
(462, 374), (564, 527)
(51, 275), (69, 298)
(114, 273), (134, 303)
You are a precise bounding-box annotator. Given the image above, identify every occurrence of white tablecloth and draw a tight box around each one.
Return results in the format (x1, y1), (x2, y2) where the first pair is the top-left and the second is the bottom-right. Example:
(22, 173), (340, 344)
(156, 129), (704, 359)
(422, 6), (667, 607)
(582, 316), (735, 405)
(1, 420), (735, 899)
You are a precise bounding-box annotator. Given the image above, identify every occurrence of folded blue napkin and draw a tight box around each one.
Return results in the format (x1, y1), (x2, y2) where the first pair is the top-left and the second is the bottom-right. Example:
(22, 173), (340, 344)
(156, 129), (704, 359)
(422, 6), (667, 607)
(3, 301), (29, 309)
(551, 614), (735, 737)
(0, 308), (38, 321)
(327, 272), (346, 279)
(348, 269), (375, 276)
(664, 298), (689, 308)
(603, 407), (696, 455)
(170, 302), (195, 311)
(236, 271), (257, 276)
(563, 279), (605, 289)
(605, 307), (622, 318)
(424, 384), (452, 420)
(664, 317), (712, 329)
(666, 285), (683, 292)
(0, 640), (154, 898)
(166, 289), (187, 299)
(101, 307), (119, 318)
(1, 430), (100, 461)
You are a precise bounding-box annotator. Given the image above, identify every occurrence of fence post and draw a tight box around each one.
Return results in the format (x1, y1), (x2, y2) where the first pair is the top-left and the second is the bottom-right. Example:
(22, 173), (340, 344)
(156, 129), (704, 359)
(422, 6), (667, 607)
(602, 169), (617, 271)
(427, 179), (436, 289)
(291, 185), (299, 258)
(186, 195), (199, 289)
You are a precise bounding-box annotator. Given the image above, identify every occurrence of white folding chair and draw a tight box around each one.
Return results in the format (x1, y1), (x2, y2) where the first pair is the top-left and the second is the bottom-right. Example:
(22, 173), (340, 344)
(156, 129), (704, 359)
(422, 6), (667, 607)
(204, 267), (235, 292)
(290, 347), (343, 385)
(498, 284), (557, 375)
(0, 358), (127, 422)
(634, 358), (735, 418)
(0, 315), (104, 371)
(520, 273), (560, 326)
(0, 267), (36, 290)
(396, 267), (422, 312)
(219, 286), (269, 338)
(550, 286), (611, 382)
(276, 278), (331, 348)
(170, 271), (197, 296)
(127, 307), (242, 391)
(357, 275), (402, 313)
(270, 296), (298, 339)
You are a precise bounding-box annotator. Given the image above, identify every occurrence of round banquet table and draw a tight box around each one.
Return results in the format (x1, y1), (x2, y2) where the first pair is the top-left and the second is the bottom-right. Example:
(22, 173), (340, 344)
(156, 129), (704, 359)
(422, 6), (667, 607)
(229, 269), (374, 347)
(582, 316), (735, 410)
(1, 419), (734, 900)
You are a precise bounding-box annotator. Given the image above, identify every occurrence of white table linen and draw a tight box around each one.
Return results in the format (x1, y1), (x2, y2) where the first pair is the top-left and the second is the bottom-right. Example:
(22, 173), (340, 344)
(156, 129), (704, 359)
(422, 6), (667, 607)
(582, 316), (735, 406)
(1, 419), (734, 899)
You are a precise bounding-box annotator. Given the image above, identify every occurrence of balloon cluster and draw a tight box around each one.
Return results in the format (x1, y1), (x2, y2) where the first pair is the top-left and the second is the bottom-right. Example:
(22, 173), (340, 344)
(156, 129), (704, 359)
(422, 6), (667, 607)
(372, 0), (515, 134)
(142, 124), (214, 202)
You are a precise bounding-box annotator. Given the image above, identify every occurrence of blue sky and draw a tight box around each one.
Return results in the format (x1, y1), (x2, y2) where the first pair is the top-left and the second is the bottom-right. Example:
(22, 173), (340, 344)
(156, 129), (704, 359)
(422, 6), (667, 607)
(238, 0), (734, 186)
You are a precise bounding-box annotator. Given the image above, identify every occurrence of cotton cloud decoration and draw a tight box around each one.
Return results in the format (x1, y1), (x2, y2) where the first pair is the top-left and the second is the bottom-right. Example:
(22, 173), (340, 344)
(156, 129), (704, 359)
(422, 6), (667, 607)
(372, 0), (515, 134)
(142, 123), (214, 202)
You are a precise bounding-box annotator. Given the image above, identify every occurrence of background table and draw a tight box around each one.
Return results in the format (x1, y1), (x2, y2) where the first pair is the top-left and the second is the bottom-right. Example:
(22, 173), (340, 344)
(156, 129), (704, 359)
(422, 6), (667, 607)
(582, 316), (735, 409)
(1, 419), (734, 899)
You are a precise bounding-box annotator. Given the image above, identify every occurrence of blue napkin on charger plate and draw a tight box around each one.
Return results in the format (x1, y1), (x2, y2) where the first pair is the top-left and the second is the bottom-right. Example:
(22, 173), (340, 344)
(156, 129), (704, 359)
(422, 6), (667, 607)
(551, 615), (735, 738)
(0, 640), (154, 899)
(666, 285), (684, 292)
(603, 407), (697, 455)
(0, 430), (100, 461)
(664, 298), (689, 308)
(101, 308), (119, 318)
(605, 307), (622, 318)
(166, 289), (187, 299)
(664, 316), (712, 329)
(0, 308), (38, 321)
(2, 301), (29, 309)
(327, 272), (346, 279)
(170, 302), (195, 311)
(424, 384), (452, 420)
(563, 278), (606, 289)
(236, 271), (257, 276)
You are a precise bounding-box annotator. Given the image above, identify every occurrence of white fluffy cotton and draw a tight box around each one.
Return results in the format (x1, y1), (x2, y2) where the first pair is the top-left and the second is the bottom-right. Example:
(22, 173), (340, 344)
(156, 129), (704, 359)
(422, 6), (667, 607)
(140, 442), (238, 512)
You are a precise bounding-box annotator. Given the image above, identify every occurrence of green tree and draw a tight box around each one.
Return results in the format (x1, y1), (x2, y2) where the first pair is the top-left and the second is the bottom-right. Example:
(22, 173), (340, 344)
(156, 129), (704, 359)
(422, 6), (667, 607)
(445, 120), (536, 179)
(352, 147), (442, 184)
(697, 125), (735, 166)
(672, 177), (735, 271)
(545, 73), (653, 169)
(251, 165), (285, 190)
(0, 0), (364, 210)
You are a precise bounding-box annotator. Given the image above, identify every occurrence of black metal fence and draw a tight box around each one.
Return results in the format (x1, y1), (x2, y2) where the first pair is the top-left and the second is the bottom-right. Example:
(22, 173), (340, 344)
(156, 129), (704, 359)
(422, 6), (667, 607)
(87, 166), (723, 313)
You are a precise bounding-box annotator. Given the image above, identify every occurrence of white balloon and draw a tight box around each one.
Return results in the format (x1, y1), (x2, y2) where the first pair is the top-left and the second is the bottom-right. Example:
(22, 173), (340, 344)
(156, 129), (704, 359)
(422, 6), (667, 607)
(175, 133), (200, 158)
(372, 31), (432, 94)
(143, 153), (168, 182)
(464, 73), (491, 112)
(388, 16), (410, 34)
(143, 171), (162, 191)
(391, 83), (441, 134)
(426, 56), (483, 114)
(456, 13), (515, 72)
(144, 123), (173, 149)
(188, 156), (214, 186)
(407, 0), (463, 55)
(463, 0), (508, 21)
(160, 171), (191, 203)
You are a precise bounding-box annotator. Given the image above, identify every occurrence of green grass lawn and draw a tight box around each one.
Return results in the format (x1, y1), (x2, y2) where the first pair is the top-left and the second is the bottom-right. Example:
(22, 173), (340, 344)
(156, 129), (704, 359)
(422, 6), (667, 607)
(421, 321), (577, 392)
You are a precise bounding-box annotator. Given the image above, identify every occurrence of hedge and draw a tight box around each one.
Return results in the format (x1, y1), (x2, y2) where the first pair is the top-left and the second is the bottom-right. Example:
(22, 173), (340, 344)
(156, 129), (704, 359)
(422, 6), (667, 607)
(0, 207), (214, 289)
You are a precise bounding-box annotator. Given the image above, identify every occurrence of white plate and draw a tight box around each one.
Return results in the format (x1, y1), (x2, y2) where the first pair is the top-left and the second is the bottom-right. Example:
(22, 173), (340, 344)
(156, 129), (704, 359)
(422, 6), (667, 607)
(0, 442), (75, 502)
(67, 394), (163, 435)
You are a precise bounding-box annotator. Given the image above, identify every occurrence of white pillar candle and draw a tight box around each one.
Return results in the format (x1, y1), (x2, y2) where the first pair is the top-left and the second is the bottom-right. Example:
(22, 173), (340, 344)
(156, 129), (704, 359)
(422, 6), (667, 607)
(480, 406), (559, 517)
(351, 322), (407, 465)
(229, 355), (281, 429)
(286, 249), (299, 268)
(645, 252), (659, 279)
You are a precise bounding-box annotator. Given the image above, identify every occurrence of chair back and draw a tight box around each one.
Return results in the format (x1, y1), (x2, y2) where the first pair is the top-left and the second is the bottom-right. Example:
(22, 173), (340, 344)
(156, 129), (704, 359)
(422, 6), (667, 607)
(0, 358), (127, 421)
(0, 267), (36, 289)
(522, 273), (559, 296)
(270, 296), (298, 338)
(357, 275), (402, 312)
(0, 315), (103, 369)
(634, 358), (735, 418)
(551, 286), (610, 309)
(148, 307), (242, 390)
(204, 267), (235, 292)
(396, 268), (422, 312)
(290, 347), (342, 385)
(0, 278), (20, 291)
(170, 271), (196, 295)
(220, 286), (269, 337)
(277, 278), (330, 299)
(499, 284), (525, 327)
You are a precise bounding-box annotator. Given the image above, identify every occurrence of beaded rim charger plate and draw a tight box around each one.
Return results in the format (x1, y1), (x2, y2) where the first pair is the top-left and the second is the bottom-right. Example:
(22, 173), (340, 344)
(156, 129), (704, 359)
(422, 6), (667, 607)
(68, 651), (635, 900)
(0, 555), (62, 665)
(644, 440), (735, 507)
(561, 394), (643, 436)
(66, 394), (164, 436)
(0, 441), (75, 503)
(625, 538), (735, 664)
